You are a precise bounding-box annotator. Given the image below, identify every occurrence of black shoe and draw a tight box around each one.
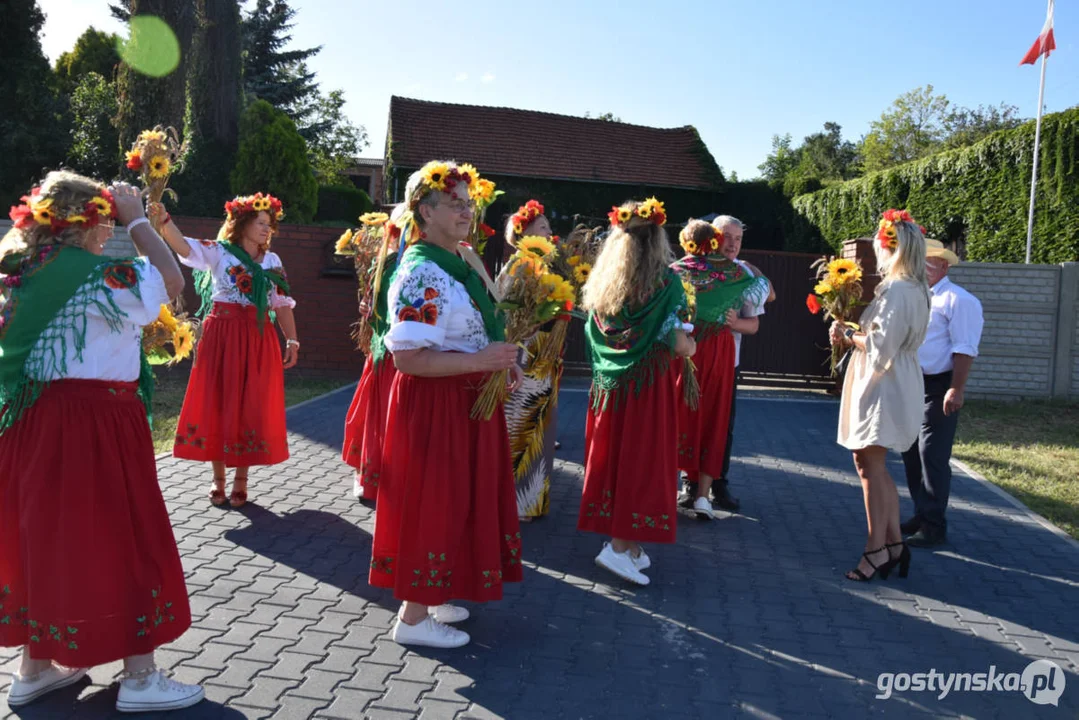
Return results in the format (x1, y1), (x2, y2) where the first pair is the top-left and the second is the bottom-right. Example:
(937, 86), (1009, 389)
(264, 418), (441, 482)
(883, 541), (912, 579)
(845, 546), (890, 582)
(906, 528), (946, 548)
(711, 483), (740, 512)
(900, 516), (922, 535)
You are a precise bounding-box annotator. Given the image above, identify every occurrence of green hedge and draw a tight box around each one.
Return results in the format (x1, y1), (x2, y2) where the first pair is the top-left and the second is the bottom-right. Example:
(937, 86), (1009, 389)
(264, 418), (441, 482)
(315, 184), (374, 222)
(792, 106), (1079, 263)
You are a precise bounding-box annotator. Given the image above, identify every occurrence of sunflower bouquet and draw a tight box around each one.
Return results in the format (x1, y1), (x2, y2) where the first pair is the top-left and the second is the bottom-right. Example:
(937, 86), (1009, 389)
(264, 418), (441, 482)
(125, 126), (185, 230)
(678, 276), (701, 410)
(470, 244), (575, 420)
(806, 256), (865, 375)
(335, 212), (398, 353)
(465, 171), (502, 255)
(142, 304), (198, 366)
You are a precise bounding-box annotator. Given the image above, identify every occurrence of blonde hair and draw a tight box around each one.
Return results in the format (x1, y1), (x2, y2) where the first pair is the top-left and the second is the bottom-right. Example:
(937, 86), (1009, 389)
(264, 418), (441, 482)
(876, 220), (930, 299)
(583, 206), (673, 318)
(0, 170), (106, 263)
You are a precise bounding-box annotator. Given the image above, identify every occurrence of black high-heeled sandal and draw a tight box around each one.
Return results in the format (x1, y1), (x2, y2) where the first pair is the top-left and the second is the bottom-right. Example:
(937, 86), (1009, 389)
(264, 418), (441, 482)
(845, 546), (889, 582)
(883, 541), (911, 579)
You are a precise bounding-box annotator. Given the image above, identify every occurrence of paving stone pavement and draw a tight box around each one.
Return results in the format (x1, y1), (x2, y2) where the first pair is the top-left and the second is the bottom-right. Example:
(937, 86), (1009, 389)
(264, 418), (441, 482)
(3, 381), (1078, 719)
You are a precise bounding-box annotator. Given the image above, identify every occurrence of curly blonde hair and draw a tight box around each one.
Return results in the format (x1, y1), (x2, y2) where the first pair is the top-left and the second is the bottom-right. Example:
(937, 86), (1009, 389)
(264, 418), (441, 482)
(1, 170), (107, 263)
(582, 204), (673, 318)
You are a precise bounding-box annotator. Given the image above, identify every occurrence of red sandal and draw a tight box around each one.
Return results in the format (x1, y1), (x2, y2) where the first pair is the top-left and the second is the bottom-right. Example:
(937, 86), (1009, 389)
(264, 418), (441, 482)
(209, 477), (227, 506)
(229, 477), (249, 508)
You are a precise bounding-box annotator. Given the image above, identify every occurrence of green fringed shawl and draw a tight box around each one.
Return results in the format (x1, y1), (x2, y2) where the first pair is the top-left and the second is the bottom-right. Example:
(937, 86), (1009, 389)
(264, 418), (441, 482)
(193, 241), (291, 331)
(585, 269), (686, 410)
(0, 246), (154, 435)
(670, 254), (771, 329)
(403, 242), (505, 342)
(369, 254), (398, 368)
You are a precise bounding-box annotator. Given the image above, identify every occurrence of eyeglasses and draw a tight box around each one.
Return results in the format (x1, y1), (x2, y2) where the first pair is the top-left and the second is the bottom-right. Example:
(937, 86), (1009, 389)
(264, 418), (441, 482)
(440, 198), (475, 215)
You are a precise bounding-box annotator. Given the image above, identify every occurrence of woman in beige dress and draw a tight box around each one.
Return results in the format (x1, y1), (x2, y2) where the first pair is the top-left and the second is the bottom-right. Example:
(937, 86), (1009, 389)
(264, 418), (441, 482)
(831, 210), (930, 582)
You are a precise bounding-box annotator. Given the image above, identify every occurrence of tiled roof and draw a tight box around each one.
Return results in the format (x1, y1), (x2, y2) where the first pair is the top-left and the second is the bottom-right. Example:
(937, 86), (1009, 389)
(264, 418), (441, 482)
(387, 96), (716, 189)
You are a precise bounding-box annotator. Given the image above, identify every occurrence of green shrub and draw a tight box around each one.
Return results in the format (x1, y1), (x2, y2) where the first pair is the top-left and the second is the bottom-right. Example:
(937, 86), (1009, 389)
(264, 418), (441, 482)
(315, 184), (373, 222)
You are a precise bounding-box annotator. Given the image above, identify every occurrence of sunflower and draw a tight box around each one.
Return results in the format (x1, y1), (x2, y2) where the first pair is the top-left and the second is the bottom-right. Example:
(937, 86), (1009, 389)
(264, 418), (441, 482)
(31, 199), (55, 226)
(567, 255), (581, 267)
(335, 229), (355, 255)
(509, 254), (544, 277)
(422, 162), (451, 192)
(826, 258), (862, 285)
(517, 236), (555, 259)
(540, 273), (574, 304)
(359, 212), (389, 226)
(148, 156), (171, 179)
(253, 196), (272, 212)
(682, 239), (699, 255)
(470, 178), (496, 204)
(617, 207), (632, 224)
(814, 280), (834, 295)
(88, 196), (113, 217)
(172, 323), (195, 361)
(156, 304), (179, 331)
(573, 262), (592, 285)
(457, 163), (479, 186)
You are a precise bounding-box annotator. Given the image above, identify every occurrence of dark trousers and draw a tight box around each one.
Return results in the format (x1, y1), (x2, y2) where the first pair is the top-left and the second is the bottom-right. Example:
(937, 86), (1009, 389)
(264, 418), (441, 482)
(719, 370), (740, 482)
(901, 371), (959, 533)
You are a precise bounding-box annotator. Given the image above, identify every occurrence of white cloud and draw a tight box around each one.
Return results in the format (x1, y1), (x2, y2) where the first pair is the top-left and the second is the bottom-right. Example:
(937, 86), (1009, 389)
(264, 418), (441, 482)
(455, 72), (469, 82)
(481, 72), (496, 84)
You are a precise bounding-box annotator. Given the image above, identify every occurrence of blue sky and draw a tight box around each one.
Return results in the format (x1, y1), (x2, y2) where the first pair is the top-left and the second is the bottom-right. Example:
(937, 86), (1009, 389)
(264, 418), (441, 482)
(38, 0), (1077, 179)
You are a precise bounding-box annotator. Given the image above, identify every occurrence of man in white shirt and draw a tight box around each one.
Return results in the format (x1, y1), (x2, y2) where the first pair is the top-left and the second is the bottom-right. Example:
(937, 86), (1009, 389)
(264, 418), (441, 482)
(901, 239), (983, 547)
(679, 215), (773, 512)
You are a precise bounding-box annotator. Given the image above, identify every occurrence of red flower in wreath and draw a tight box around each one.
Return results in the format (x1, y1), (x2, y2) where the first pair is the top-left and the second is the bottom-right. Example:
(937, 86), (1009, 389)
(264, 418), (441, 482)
(398, 306), (422, 322)
(235, 273), (253, 294)
(420, 303), (439, 325)
(104, 264), (138, 290)
(424, 287), (439, 301)
(479, 223), (496, 239)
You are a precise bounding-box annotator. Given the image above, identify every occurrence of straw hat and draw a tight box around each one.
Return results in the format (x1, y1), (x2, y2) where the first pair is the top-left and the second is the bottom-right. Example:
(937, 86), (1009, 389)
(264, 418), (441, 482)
(925, 238), (959, 266)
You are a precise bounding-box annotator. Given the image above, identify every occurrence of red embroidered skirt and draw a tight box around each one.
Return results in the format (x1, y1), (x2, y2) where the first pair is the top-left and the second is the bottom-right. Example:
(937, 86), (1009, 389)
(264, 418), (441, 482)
(341, 355), (397, 500)
(678, 329), (736, 481)
(369, 371), (523, 605)
(0, 380), (191, 667)
(579, 361), (680, 543)
(173, 302), (288, 467)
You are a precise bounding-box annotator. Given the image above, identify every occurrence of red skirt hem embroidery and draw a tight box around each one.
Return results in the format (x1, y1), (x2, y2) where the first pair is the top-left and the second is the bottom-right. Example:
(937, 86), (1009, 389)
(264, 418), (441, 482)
(369, 372), (523, 605)
(342, 355), (397, 500)
(579, 360), (680, 543)
(173, 302), (289, 467)
(677, 330), (736, 480)
(0, 380), (192, 666)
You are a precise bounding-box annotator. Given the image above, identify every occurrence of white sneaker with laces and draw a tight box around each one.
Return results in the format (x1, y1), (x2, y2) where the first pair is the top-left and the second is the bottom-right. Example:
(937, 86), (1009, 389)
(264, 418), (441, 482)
(693, 496), (714, 520)
(7, 665), (87, 707)
(630, 548), (651, 571)
(595, 543), (650, 585)
(392, 615), (470, 648)
(429, 604), (470, 624)
(116, 670), (205, 713)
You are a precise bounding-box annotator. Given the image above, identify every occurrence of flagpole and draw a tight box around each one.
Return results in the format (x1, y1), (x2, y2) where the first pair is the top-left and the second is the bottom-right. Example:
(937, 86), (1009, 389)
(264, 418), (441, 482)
(1024, 0), (1051, 265)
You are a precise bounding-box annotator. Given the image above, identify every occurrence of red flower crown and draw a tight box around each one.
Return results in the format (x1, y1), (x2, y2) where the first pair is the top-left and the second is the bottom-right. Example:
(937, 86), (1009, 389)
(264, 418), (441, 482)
(9, 187), (118, 235)
(876, 209), (925, 250)
(225, 193), (284, 222)
(679, 223), (722, 256)
(608, 197), (667, 228)
(510, 200), (544, 237)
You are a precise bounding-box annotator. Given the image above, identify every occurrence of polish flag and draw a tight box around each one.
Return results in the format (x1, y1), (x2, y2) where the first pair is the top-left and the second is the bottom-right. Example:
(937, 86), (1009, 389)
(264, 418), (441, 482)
(1020, 0), (1056, 65)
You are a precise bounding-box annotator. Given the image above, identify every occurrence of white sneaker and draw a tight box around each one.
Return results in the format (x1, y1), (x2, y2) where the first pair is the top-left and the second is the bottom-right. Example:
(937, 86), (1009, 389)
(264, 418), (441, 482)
(116, 670), (205, 713)
(630, 548), (651, 571)
(595, 543), (650, 585)
(352, 472), (363, 498)
(7, 665), (87, 707)
(392, 616), (470, 648)
(429, 604), (470, 624)
(693, 496), (714, 520)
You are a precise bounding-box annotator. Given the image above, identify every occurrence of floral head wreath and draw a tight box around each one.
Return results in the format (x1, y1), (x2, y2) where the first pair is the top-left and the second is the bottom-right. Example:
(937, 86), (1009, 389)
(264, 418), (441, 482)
(876, 209), (925, 250)
(607, 197), (667, 228)
(9, 186), (118, 235)
(410, 160), (478, 207)
(225, 193), (285, 223)
(510, 200), (545, 237)
(679, 223), (723, 257)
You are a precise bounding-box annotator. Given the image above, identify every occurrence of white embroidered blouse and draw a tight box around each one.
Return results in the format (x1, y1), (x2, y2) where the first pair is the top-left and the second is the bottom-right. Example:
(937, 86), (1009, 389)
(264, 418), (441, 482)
(34, 257), (169, 382)
(179, 237), (296, 310)
(384, 258), (490, 354)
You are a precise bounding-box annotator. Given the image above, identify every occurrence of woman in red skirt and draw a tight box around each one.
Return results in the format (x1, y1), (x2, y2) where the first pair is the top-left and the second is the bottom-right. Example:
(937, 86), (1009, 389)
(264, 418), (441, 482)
(579, 198), (696, 586)
(151, 195), (298, 507)
(670, 220), (770, 520)
(341, 209), (405, 502)
(0, 172), (204, 711)
(370, 160), (524, 648)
